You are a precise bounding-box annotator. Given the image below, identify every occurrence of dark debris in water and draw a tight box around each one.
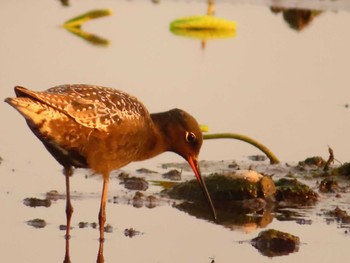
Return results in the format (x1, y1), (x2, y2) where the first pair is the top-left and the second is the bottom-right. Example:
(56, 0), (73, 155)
(104, 224), (113, 233)
(162, 169), (182, 181)
(129, 191), (157, 208)
(251, 229), (300, 257)
(275, 178), (318, 206)
(319, 178), (339, 193)
(18, 154), (350, 235)
(136, 168), (157, 174)
(61, 222), (111, 231)
(161, 158), (350, 226)
(124, 228), (142, 238)
(121, 176), (149, 191)
(275, 208), (310, 223)
(248, 155), (267, 162)
(299, 156), (326, 168)
(78, 222), (89, 228)
(27, 218), (46, 229)
(117, 171), (130, 180)
(46, 190), (65, 201)
(23, 197), (51, 208)
(59, 225), (72, 231)
(324, 207), (350, 225)
(335, 162), (350, 177)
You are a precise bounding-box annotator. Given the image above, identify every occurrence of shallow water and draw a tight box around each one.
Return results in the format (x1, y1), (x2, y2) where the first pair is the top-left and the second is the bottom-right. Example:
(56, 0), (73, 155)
(0, 0), (350, 262)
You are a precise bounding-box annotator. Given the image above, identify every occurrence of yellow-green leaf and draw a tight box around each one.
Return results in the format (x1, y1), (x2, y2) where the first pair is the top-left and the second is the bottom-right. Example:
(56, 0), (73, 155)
(170, 15), (236, 30)
(64, 9), (113, 28)
(200, 125), (209, 133)
(65, 26), (110, 46)
(170, 28), (236, 40)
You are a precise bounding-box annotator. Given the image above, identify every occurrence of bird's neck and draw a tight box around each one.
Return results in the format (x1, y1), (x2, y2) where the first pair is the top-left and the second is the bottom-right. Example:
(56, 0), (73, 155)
(135, 112), (171, 161)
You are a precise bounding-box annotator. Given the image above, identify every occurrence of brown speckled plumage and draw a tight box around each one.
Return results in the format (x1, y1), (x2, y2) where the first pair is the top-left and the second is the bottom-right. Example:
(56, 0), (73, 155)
(5, 84), (216, 242)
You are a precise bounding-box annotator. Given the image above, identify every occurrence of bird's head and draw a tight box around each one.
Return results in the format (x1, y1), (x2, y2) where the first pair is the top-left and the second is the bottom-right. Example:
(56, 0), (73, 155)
(151, 108), (217, 221)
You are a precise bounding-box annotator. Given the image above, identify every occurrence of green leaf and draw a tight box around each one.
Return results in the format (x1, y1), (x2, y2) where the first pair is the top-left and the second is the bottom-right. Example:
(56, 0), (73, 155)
(64, 26), (110, 46)
(64, 9), (113, 28)
(170, 28), (236, 40)
(170, 15), (236, 30)
(200, 124), (209, 133)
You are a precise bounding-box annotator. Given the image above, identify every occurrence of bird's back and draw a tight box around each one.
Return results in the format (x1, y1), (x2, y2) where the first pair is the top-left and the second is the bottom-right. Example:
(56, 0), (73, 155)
(5, 85), (153, 173)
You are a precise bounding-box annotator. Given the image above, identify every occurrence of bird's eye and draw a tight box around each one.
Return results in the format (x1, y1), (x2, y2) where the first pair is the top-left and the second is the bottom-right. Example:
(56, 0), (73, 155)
(185, 131), (196, 144)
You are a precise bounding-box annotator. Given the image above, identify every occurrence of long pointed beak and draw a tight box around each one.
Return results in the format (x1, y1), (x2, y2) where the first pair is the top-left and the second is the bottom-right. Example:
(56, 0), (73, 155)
(187, 156), (217, 221)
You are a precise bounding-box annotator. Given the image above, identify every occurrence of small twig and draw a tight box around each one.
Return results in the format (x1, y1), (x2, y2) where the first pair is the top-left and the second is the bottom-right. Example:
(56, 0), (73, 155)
(324, 146), (335, 171)
(203, 133), (280, 164)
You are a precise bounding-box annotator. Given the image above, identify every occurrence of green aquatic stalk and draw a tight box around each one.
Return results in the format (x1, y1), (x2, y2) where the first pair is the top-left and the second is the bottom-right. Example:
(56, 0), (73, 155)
(203, 133), (280, 164)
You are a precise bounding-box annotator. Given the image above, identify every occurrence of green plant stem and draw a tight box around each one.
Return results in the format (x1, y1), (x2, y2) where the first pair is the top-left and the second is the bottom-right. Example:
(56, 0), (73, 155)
(203, 133), (280, 164)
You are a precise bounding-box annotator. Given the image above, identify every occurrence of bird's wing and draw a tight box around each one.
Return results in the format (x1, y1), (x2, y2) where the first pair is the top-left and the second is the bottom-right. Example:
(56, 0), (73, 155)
(17, 85), (149, 130)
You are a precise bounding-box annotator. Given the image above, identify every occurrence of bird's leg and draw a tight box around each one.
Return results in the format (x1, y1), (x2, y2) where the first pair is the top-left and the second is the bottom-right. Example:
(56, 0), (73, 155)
(97, 239), (105, 263)
(98, 176), (109, 242)
(64, 166), (74, 240)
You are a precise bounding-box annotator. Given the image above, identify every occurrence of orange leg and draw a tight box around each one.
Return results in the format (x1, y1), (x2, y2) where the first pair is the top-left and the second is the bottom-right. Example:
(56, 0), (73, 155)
(97, 239), (105, 263)
(64, 166), (74, 240)
(98, 177), (109, 242)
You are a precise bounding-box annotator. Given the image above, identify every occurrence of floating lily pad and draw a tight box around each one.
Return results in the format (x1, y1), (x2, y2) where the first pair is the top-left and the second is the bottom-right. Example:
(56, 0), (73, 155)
(170, 15), (236, 30)
(170, 15), (236, 40)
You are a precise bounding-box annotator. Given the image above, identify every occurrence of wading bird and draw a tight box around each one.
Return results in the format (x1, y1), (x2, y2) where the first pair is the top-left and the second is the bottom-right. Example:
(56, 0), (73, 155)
(5, 84), (216, 241)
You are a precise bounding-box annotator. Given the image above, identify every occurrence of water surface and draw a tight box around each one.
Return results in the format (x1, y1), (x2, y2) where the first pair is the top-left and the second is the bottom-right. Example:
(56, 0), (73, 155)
(0, 0), (349, 262)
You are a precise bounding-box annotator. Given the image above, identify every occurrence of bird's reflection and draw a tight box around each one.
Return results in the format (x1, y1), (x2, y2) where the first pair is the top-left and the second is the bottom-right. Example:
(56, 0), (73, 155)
(97, 240), (105, 263)
(63, 236), (105, 263)
(63, 237), (71, 263)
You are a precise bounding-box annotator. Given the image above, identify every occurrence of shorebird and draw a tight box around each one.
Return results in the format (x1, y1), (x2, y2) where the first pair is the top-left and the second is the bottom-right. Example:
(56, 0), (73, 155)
(5, 84), (216, 241)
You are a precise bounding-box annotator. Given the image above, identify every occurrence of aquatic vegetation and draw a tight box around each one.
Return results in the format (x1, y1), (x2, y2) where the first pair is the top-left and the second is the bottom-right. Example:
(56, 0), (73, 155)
(275, 178), (319, 206)
(164, 171), (276, 202)
(63, 9), (113, 28)
(170, 15), (236, 40)
(251, 229), (300, 257)
(170, 15), (236, 30)
(63, 9), (113, 46)
(203, 133), (280, 164)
